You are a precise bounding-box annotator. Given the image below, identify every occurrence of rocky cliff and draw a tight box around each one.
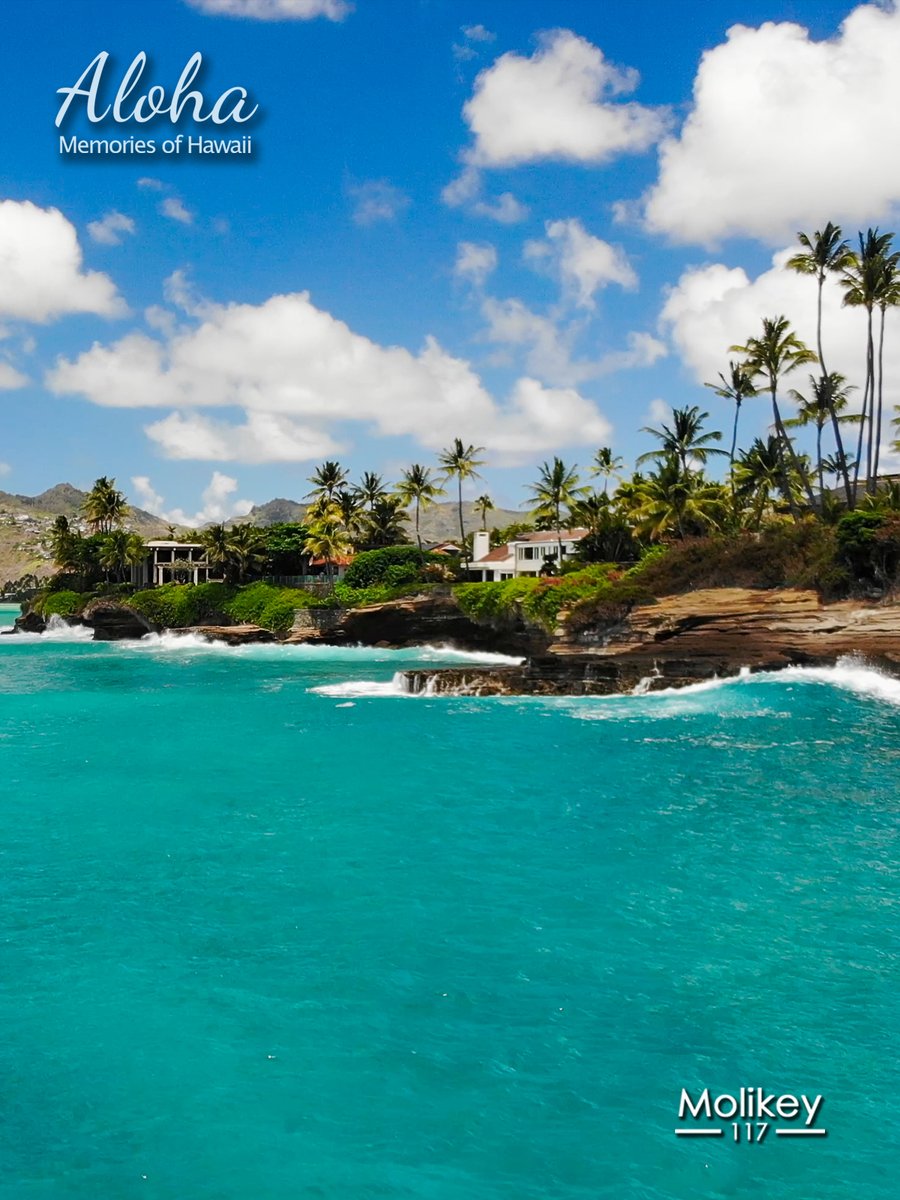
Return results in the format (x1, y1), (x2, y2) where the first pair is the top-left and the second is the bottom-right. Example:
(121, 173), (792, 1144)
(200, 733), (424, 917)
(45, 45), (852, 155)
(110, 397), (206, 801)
(402, 588), (900, 695)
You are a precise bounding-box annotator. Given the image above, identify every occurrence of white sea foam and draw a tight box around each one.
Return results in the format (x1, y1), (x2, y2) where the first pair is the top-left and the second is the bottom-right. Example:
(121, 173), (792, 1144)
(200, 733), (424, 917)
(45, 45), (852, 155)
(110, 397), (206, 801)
(0, 614), (95, 645)
(312, 672), (415, 698)
(412, 644), (524, 666)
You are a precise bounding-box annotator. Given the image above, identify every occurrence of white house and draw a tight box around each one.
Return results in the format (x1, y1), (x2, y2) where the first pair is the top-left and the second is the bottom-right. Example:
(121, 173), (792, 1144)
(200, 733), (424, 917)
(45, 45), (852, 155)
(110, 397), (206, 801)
(468, 528), (588, 582)
(130, 541), (221, 588)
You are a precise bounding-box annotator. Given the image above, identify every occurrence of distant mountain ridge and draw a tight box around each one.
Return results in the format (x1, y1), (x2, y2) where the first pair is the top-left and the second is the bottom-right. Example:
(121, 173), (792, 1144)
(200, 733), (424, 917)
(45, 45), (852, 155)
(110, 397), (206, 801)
(241, 498), (525, 541)
(0, 483), (169, 534)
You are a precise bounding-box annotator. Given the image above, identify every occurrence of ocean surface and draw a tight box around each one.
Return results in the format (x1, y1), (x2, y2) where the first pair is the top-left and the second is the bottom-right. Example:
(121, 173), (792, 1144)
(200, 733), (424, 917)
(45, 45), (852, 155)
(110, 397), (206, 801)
(0, 603), (898, 1199)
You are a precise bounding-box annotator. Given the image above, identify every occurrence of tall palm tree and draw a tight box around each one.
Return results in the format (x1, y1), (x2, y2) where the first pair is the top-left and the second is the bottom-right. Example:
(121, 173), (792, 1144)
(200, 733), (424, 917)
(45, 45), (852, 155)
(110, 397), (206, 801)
(397, 464), (445, 557)
(705, 362), (757, 490)
(841, 229), (899, 495)
(786, 372), (857, 497)
(638, 406), (727, 475)
(201, 523), (231, 582)
(474, 494), (494, 530)
(733, 437), (790, 529)
(83, 476), (129, 534)
(525, 457), (588, 566)
(590, 447), (624, 495)
(361, 495), (409, 549)
(354, 471), (387, 512)
(305, 461), (349, 508)
(731, 315), (818, 515)
(438, 438), (485, 570)
(873, 255), (900, 488)
(334, 489), (366, 549)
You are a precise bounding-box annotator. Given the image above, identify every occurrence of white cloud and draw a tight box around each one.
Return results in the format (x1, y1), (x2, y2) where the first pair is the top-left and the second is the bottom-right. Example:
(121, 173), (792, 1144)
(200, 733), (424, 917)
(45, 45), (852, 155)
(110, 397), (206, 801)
(0, 199), (125, 324)
(643, 4), (900, 245)
(132, 471), (254, 527)
(462, 24), (495, 43)
(185, 0), (350, 19)
(0, 461), (10, 477)
(347, 179), (410, 226)
(87, 211), (136, 246)
(137, 177), (164, 191)
(454, 241), (498, 289)
(159, 197), (194, 225)
(0, 362), (28, 390)
(46, 289), (612, 463)
(458, 30), (668, 169)
(524, 218), (637, 307)
(484, 377), (611, 464)
(441, 165), (528, 224)
(145, 411), (342, 463)
(480, 296), (665, 386)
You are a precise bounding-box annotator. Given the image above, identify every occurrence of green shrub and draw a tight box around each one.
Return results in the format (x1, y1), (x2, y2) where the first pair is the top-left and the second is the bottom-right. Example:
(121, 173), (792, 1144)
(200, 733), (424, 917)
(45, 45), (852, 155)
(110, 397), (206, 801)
(455, 565), (622, 632)
(40, 590), (85, 619)
(343, 546), (447, 588)
(130, 584), (202, 627)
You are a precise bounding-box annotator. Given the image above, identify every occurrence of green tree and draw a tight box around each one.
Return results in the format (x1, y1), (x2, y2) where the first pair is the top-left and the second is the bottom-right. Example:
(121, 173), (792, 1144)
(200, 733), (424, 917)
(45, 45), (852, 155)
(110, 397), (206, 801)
(705, 362), (757, 490)
(590, 447), (624, 495)
(474, 494), (494, 530)
(99, 530), (145, 583)
(786, 372), (858, 497)
(202, 524), (232, 581)
(397, 464), (445, 557)
(304, 518), (351, 589)
(360, 495), (409, 550)
(638, 406), (727, 475)
(524, 457), (588, 566)
(83, 476), (129, 534)
(731, 315), (818, 515)
(733, 437), (793, 529)
(438, 438), (485, 570)
(305, 461), (349, 512)
(354, 471), (387, 512)
(633, 457), (725, 541)
(224, 523), (267, 584)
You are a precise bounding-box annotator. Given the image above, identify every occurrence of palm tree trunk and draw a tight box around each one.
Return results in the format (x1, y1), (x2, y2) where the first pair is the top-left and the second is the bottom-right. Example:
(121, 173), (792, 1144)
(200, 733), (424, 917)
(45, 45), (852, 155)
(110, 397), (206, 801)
(816, 422), (824, 499)
(729, 401), (741, 496)
(853, 364), (870, 504)
(830, 407), (854, 508)
(556, 500), (563, 571)
(873, 304), (886, 489)
(415, 499), (423, 561)
(772, 392), (813, 513)
(816, 274), (827, 375)
(865, 308), (876, 493)
(457, 476), (469, 574)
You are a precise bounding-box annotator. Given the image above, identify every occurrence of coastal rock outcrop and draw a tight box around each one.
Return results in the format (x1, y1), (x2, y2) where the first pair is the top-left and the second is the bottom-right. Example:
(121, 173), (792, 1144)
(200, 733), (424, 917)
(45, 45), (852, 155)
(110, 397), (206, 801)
(175, 624), (277, 645)
(82, 601), (157, 641)
(402, 588), (900, 695)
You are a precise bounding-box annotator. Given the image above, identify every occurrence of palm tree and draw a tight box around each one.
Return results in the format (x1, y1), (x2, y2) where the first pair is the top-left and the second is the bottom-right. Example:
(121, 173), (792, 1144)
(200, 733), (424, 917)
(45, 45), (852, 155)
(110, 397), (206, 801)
(632, 457), (724, 541)
(705, 362), (757, 489)
(787, 223), (851, 376)
(591, 447), (624, 495)
(474, 494), (494, 530)
(304, 518), (350, 590)
(397, 464), (445, 557)
(201, 523), (232, 582)
(841, 229), (899, 495)
(305, 461), (349, 508)
(354, 471), (387, 512)
(99, 530), (145, 583)
(525, 457), (588, 566)
(361, 495), (409, 549)
(333, 489), (366, 549)
(731, 315), (818, 514)
(733, 437), (790, 529)
(873, 255), (900, 488)
(224, 523), (267, 584)
(638, 405), (727, 475)
(438, 438), (485, 570)
(83, 476), (129, 534)
(786, 372), (857, 497)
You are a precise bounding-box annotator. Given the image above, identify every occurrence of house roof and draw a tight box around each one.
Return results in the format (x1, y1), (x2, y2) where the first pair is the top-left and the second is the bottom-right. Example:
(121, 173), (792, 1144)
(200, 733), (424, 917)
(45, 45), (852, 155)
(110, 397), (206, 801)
(146, 540), (204, 549)
(309, 555), (353, 567)
(473, 543), (513, 564)
(513, 528), (588, 544)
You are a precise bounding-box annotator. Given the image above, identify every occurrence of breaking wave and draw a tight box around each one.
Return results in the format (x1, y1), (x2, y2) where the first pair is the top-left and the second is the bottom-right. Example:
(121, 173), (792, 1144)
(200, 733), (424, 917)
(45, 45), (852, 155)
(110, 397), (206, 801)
(0, 614), (95, 645)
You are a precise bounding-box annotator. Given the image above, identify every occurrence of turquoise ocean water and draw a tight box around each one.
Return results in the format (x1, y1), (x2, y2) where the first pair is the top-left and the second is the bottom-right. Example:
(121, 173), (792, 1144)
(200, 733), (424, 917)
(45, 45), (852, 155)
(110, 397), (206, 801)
(0, 604), (898, 1198)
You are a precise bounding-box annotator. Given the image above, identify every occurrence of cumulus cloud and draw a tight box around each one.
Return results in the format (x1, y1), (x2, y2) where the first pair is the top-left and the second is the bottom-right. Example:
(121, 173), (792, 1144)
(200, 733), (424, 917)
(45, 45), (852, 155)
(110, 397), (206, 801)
(185, 0), (350, 19)
(0, 461), (10, 477)
(441, 165), (528, 224)
(159, 197), (194, 225)
(132, 471), (254, 527)
(0, 362), (28, 390)
(145, 411), (342, 463)
(46, 289), (612, 465)
(347, 179), (410, 226)
(480, 296), (665, 386)
(524, 218), (637, 307)
(137, 177), (164, 191)
(0, 199), (125, 324)
(87, 211), (136, 246)
(457, 30), (668, 170)
(454, 241), (498, 289)
(643, 4), (900, 245)
(453, 22), (496, 62)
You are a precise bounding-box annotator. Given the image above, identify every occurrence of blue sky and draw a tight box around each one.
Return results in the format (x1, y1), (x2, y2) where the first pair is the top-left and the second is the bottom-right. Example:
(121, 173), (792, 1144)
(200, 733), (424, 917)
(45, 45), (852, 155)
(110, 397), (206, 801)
(0, 0), (896, 523)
